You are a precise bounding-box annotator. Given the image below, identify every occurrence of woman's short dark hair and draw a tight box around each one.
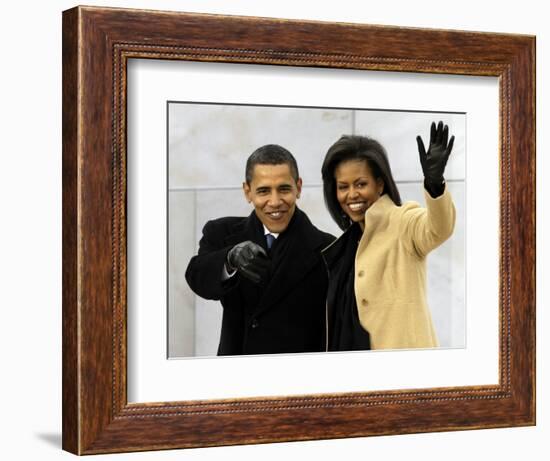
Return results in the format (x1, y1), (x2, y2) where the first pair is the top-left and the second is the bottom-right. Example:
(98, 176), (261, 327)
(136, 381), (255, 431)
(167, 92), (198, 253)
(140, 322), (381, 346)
(321, 135), (402, 230)
(245, 144), (299, 184)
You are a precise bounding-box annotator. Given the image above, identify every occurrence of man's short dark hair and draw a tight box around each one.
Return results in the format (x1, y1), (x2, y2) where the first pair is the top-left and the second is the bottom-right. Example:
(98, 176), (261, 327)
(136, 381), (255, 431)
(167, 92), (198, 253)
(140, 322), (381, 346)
(245, 144), (300, 184)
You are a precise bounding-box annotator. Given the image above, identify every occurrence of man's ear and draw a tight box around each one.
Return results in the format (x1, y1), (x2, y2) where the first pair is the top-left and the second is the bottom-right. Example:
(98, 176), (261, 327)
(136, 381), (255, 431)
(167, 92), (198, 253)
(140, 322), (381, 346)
(296, 177), (303, 199)
(243, 181), (251, 203)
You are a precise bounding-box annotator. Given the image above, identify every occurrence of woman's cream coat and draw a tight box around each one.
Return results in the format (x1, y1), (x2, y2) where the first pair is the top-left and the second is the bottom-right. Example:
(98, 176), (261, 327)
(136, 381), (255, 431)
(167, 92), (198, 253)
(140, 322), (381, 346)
(354, 189), (455, 349)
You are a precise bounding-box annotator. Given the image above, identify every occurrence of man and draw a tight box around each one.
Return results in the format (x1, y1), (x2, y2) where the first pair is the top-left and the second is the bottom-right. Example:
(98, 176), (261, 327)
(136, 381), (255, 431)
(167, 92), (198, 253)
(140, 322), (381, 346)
(185, 144), (335, 356)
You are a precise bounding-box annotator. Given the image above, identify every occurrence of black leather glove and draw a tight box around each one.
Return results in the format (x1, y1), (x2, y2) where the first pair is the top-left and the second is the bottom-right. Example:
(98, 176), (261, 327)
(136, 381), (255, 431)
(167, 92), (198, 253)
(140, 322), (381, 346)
(226, 241), (270, 284)
(416, 121), (455, 198)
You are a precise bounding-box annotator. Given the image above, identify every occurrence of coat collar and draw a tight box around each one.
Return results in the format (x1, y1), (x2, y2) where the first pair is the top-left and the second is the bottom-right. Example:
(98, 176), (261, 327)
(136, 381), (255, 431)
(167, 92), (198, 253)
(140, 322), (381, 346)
(223, 211), (264, 249)
(322, 194), (397, 265)
(224, 206), (326, 250)
(358, 194), (396, 252)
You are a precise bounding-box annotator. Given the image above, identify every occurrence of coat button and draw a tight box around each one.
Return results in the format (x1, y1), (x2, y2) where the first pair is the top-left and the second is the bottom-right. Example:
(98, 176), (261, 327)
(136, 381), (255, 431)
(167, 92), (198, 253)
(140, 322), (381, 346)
(251, 319), (259, 329)
(358, 270), (365, 277)
(361, 299), (368, 307)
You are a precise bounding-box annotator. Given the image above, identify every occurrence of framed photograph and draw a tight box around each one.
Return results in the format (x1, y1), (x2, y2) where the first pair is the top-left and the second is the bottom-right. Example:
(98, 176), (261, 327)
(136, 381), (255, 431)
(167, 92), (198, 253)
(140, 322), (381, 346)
(62, 5), (535, 454)
(164, 102), (467, 360)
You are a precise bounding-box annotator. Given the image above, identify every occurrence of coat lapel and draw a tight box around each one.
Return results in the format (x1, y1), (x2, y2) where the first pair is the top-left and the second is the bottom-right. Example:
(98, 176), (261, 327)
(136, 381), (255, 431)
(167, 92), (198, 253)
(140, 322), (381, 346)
(255, 209), (323, 315)
(357, 194), (395, 255)
(223, 211), (265, 249)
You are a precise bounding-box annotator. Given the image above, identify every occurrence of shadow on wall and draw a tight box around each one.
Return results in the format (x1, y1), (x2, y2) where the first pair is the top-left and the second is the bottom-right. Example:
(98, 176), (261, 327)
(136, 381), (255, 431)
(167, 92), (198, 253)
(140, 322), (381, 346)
(35, 433), (62, 448)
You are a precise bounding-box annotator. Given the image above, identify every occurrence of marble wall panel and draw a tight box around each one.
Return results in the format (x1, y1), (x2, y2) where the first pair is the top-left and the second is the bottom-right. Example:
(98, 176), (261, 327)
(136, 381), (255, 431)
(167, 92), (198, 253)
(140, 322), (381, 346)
(193, 187), (255, 229)
(168, 102), (353, 188)
(194, 298), (223, 357)
(354, 110), (465, 182)
(168, 191), (197, 357)
(293, 185), (342, 237)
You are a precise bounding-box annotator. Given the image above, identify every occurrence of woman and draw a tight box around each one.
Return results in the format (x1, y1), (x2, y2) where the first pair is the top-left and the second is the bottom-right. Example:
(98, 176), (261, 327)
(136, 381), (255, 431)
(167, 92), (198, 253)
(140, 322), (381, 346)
(321, 121), (456, 351)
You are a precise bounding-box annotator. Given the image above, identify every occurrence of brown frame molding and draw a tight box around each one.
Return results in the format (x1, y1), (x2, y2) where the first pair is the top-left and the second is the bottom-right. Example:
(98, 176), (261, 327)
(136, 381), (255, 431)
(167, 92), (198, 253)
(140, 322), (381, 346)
(62, 5), (535, 455)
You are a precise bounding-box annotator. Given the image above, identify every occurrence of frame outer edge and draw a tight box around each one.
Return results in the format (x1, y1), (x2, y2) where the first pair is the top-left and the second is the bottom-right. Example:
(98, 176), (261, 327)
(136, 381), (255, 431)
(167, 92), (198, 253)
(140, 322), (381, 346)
(531, 36), (537, 425)
(77, 6), (118, 454)
(62, 6), (80, 455)
(507, 36), (536, 424)
(527, 37), (536, 422)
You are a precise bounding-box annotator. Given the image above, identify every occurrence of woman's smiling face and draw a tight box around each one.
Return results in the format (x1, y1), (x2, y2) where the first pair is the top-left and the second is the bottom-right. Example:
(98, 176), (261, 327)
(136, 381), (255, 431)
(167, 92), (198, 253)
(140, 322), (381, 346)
(334, 159), (384, 229)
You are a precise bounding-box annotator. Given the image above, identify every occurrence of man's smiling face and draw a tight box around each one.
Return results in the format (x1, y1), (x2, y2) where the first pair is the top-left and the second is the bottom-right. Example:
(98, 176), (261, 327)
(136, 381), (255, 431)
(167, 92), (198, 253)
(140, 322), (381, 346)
(243, 163), (302, 234)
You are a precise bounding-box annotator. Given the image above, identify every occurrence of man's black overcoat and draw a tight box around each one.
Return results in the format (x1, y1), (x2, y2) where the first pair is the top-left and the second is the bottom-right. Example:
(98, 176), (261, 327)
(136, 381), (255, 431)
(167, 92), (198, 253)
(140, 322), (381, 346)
(185, 208), (335, 355)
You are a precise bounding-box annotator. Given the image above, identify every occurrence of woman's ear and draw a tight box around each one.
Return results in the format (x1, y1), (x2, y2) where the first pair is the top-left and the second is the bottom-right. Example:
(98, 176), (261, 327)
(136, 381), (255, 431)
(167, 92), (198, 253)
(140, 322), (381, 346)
(377, 178), (384, 196)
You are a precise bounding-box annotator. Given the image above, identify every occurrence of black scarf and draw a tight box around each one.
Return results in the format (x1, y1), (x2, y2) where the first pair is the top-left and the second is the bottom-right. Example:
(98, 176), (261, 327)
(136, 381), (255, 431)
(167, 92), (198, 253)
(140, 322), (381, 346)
(328, 224), (371, 351)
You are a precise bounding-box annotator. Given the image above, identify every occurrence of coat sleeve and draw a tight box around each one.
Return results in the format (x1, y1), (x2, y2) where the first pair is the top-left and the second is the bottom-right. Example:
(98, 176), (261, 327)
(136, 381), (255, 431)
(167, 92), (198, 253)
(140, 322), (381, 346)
(399, 187), (456, 259)
(185, 220), (238, 300)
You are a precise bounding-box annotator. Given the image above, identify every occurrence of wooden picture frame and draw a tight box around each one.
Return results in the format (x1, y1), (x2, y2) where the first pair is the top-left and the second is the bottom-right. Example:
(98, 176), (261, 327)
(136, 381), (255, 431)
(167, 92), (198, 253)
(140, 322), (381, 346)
(62, 5), (535, 455)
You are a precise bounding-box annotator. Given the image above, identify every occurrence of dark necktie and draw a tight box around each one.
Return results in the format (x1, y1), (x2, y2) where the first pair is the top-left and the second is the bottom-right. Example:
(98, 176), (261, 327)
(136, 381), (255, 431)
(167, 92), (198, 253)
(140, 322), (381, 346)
(265, 233), (275, 250)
